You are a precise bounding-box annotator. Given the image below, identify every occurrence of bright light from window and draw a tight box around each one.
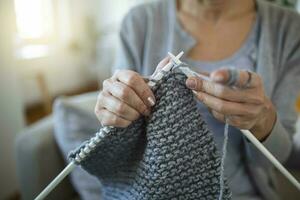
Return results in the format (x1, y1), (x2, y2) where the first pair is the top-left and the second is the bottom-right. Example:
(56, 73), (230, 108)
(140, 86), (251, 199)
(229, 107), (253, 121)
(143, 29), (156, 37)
(14, 0), (54, 39)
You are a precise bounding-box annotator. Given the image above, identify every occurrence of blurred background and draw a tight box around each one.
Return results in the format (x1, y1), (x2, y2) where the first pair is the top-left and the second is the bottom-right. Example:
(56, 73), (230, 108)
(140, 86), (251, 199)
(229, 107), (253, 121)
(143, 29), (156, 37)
(0, 0), (299, 200)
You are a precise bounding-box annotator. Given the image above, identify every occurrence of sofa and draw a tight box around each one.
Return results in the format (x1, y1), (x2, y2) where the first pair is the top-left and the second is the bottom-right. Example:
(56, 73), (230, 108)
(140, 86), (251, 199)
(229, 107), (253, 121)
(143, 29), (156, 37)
(15, 92), (300, 200)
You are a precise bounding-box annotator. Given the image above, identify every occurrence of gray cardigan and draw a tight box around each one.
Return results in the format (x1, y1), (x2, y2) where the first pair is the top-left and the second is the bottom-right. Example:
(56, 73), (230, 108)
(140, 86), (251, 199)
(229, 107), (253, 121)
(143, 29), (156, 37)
(113, 0), (300, 199)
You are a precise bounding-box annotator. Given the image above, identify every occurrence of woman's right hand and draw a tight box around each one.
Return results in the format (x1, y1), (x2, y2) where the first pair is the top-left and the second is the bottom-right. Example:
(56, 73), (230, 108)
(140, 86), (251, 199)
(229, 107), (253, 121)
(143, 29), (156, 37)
(95, 70), (156, 128)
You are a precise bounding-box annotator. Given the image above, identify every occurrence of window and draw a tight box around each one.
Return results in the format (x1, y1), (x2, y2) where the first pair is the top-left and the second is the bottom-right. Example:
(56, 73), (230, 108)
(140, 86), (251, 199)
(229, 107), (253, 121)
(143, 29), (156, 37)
(14, 0), (55, 59)
(14, 0), (54, 40)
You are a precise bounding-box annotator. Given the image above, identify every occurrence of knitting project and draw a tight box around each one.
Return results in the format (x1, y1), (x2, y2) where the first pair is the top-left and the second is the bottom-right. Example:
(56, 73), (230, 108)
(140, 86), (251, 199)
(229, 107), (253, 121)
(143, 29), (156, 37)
(69, 69), (232, 199)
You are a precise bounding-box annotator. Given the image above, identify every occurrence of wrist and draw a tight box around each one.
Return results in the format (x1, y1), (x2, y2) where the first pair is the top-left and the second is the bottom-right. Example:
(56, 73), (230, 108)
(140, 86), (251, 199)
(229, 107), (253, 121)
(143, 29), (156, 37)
(250, 98), (277, 141)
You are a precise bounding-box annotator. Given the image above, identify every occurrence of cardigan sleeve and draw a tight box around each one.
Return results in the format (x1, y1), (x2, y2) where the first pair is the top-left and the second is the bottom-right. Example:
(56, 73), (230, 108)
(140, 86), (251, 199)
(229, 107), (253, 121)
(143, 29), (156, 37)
(244, 2), (300, 166)
(245, 57), (300, 167)
(268, 57), (300, 163)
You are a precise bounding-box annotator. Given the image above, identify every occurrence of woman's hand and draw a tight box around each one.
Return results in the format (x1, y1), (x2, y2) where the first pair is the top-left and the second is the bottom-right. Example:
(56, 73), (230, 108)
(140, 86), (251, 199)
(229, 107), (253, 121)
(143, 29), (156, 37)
(186, 69), (277, 141)
(94, 70), (155, 127)
(95, 57), (170, 128)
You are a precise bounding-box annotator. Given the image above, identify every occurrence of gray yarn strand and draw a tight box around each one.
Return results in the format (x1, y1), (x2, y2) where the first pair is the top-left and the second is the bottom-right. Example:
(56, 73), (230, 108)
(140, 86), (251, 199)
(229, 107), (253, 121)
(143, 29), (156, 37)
(218, 120), (229, 200)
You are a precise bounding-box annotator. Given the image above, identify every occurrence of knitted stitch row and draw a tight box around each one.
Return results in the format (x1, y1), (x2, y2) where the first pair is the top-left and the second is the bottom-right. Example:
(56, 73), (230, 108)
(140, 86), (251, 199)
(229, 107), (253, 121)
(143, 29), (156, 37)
(69, 69), (232, 199)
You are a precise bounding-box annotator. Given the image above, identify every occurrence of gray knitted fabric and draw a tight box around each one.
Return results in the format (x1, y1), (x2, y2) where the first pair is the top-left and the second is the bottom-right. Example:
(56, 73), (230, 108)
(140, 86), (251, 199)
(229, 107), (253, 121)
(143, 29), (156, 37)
(69, 70), (232, 199)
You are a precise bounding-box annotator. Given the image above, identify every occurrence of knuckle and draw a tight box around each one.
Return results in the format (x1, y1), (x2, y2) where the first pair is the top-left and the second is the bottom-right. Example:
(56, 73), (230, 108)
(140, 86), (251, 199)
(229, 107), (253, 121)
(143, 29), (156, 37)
(96, 94), (106, 109)
(95, 108), (104, 121)
(102, 79), (110, 89)
(119, 87), (130, 100)
(246, 111), (256, 118)
(138, 102), (147, 113)
(133, 111), (140, 120)
(115, 103), (126, 115)
(252, 97), (262, 104)
(206, 82), (215, 92)
(97, 91), (104, 101)
(217, 103), (225, 113)
(215, 86), (226, 97)
(198, 93), (205, 103)
(262, 104), (269, 112)
(111, 115), (118, 124)
(103, 115), (117, 126)
(212, 111), (222, 121)
(201, 81), (209, 91)
(94, 107), (100, 115)
(119, 121), (131, 128)
(243, 108), (255, 116)
(141, 88), (150, 98)
(127, 73), (140, 86)
(230, 118), (242, 127)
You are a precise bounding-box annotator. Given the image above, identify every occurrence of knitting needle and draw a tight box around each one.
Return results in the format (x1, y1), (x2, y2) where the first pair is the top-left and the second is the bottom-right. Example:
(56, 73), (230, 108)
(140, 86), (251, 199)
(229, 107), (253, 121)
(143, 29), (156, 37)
(171, 53), (300, 191)
(179, 67), (211, 82)
(167, 52), (211, 82)
(34, 162), (76, 200)
(168, 51), (184, 66)
(241, 129), (300, 190)
(148, 52), (184, 87)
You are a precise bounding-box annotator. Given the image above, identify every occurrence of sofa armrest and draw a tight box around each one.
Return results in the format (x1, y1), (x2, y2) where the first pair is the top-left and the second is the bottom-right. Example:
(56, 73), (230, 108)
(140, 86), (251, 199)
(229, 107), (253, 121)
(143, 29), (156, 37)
(60, 92), (98, 113)
(15, 116), (77, 200)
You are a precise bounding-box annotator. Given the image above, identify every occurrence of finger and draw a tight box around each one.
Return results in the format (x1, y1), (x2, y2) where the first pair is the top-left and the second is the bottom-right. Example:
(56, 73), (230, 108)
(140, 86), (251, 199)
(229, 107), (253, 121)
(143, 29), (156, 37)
(186, 76), (202, 91)
(113, 70), (156, 107)
(187, 77), (264, 104)
(152, 56), (171, 77)
(211, 110), (255, 129)
(99, 91), (140, 121)
(103, 79), (150, 116)
(194, 91), (258, 116)
(95, 108), (131, 128)
(211, 110), (226, 123)
(210, 68), (262, 88)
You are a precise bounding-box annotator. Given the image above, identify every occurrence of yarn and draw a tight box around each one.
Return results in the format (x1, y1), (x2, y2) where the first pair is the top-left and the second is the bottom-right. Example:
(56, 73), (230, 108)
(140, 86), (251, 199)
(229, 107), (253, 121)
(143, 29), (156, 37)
(69, 69), (232, 199)
(219, 121), (229, 200)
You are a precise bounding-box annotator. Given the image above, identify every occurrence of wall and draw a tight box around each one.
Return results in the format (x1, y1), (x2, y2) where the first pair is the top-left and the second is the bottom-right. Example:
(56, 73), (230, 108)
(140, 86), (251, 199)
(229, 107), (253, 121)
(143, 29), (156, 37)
(17, 0), (148, 106)
(18, 47), (98, 106)
(0, 0), (25, 198)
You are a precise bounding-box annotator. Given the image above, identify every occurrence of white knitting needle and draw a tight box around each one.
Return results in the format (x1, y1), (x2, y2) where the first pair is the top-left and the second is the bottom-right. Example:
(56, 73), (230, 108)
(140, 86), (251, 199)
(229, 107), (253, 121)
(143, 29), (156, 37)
(169, 52), (300, 191)
(148, 52), (184, 87)
(168, 51), (184, 66)
(241, 129), (300, 190)
(34, 162), (76, 200)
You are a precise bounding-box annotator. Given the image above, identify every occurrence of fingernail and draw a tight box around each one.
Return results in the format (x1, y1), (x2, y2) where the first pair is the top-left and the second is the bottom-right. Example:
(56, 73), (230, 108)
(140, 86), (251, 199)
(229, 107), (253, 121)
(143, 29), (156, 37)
(147, 97), (155, 106)
(186, 79), (196, 89)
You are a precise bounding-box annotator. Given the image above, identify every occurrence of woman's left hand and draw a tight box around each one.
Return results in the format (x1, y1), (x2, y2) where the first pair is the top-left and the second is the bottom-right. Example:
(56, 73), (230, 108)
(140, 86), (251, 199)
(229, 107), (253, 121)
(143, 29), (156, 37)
(185, 69), (277, 141)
